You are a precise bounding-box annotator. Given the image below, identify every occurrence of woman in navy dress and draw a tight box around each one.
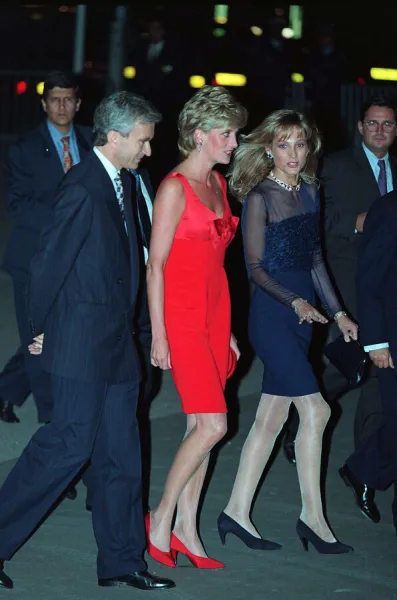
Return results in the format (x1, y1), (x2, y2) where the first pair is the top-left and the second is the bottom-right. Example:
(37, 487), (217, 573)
(218, 110), (358, 553)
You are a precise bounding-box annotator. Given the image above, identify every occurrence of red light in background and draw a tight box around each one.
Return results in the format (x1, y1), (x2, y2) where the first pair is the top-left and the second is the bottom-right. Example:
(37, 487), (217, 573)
(357, 77), (366, 86)
(211, 77), (220, 86)
(16, 80), (27, 95)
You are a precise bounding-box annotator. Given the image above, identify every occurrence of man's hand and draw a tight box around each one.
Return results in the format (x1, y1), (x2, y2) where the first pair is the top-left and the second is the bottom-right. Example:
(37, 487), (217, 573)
(369, 348), (394, 369)
(28, 334), (44, 355)
(355, 212), (367, 233)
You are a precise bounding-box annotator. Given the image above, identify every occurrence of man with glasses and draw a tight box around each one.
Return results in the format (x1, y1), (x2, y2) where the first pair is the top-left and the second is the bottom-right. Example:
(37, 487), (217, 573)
(283, 96), (397, 527)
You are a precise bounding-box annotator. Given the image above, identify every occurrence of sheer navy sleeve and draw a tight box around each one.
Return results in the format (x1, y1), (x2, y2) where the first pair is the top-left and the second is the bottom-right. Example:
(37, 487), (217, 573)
(310, 191), (343, 317)
(242, 188), (300, 306)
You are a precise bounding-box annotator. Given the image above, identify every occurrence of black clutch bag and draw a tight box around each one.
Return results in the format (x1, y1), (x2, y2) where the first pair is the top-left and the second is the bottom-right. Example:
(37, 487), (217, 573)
(323, 335), (369, 387)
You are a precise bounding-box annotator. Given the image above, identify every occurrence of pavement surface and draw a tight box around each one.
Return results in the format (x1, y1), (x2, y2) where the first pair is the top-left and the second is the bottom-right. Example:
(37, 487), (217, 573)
(0, 202), (396, 600)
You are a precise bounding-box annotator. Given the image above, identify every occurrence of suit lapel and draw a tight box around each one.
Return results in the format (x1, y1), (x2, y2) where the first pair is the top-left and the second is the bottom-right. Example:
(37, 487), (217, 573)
(75, 125), (91, 158)
(91, 154), (130, 259)
(390, 155), (397, 190)
(353, 146), (380, 196)
(139, 168), (154, 203)
(121, 169), (140, 300)
(38, 121), (64, 180)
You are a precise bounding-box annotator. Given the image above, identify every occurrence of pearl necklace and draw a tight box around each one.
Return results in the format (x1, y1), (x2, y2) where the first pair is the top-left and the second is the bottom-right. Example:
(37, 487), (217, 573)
(269, 170), (301, 192)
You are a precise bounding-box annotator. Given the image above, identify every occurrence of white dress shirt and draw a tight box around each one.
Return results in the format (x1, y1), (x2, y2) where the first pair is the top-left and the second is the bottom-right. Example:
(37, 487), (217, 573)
(135, 174), (153, 264)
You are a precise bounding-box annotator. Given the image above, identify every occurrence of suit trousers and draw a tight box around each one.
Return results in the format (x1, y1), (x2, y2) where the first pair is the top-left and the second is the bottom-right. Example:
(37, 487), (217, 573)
(347, 367), (397, 490)
(85, 287), (155, 512)
(0, 269), (53, 422)
(0, 374), (146, 578)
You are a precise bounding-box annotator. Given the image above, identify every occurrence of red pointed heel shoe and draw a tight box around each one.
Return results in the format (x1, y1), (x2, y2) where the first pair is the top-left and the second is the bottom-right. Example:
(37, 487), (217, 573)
(144, 513), (176, 568)
(170, 533), (225, 569)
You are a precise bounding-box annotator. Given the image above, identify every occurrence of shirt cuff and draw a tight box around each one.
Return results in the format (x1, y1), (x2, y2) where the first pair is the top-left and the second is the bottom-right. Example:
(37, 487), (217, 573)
(364, 343), (389, 352)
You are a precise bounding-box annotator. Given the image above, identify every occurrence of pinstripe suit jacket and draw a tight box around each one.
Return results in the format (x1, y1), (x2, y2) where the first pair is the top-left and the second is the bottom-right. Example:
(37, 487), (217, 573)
(28, 150), (141, 384)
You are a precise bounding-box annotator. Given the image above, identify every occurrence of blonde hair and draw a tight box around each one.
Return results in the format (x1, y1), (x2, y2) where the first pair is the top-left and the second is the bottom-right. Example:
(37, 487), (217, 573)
(228, 109), (322, 201)
(178, 85), (248, 158)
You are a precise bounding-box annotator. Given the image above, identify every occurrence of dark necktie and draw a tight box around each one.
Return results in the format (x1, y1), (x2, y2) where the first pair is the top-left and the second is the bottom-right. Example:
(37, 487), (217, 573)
(377, 159), (387, 196)
(61, 136), (74, 172)
(131, 171), (151, 248)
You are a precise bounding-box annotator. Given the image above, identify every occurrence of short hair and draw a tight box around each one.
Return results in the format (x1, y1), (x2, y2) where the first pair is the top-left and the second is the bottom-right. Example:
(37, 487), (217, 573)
(360, 95), (397, 122)
(229, 109), (321, 201)
(177, 85), (248, 158)
(43, 71), (80, 101)
(92, 91), (162, 146)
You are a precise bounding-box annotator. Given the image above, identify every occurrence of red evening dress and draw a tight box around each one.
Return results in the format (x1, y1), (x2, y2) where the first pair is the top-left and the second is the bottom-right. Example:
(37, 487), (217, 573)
(163, 171), (238, 414)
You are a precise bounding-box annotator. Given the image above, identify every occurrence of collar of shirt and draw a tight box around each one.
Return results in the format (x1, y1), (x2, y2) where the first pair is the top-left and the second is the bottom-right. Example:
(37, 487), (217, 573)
(362, 141), (390, 173)
(47, 120), (76, 147)
(93, 147), (120, 190)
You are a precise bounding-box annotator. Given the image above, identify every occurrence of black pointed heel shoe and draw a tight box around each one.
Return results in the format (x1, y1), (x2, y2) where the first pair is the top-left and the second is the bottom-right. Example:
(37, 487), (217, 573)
(217, 512), (281, 550)
(296, 519), (353, 554)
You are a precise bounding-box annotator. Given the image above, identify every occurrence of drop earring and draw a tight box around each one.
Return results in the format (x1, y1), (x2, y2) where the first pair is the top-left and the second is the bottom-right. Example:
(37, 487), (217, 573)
(197, 142), (203, 153)
(266, 152), (273, 159)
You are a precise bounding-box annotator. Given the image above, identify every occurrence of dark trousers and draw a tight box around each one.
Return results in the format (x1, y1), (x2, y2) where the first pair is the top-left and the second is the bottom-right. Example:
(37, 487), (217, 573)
(347, 367), (397, 491)
(0, 374), (146, 578)
(0, 270), (52, 422)
(85, 287), (155, 512)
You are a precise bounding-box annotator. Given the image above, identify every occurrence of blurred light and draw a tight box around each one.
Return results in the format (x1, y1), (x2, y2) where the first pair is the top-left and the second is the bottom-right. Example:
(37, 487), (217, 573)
(215, 73), (247, 87)
(31, 11), (43, 20)
(214, 5), (228, 25)
(161, 64), (174, 74)
(250, 26), (263, 36)
(190, 75), (206, 89)
(291, 72), (304, 83)
(213, 28), (226, 37)
(123, 66), (136, 79)
(357, 77), (366, 86)
(84, 60), (93, 69)
(36, 81), (44, 95)
(275, 8), (285, 16)
(281, 27), (294, 39)
(370, 68), (397, 81)
(289, 6), (303, 40)
(59, 5), (68, 11)
(16, 80), (27, 95)
(211, 77), (220, 86)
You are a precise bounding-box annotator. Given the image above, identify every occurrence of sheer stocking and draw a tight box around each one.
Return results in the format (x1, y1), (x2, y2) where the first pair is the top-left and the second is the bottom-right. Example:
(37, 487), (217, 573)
(293, 393), (335, 542)
(224, 394), (291, 536)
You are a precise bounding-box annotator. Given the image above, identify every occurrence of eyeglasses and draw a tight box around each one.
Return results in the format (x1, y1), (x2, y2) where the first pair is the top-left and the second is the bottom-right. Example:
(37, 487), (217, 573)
(363, 120), (396, 133)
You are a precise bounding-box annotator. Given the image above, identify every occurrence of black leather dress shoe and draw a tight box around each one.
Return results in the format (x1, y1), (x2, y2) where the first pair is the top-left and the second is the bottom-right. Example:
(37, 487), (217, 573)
(283, 439), (296, 465)
(0, 562), (13, 589)
(98, 570), (175, 590)
(339, 464), (380, 523)
(66, 486), (77, 501)
(0, 398), (20, 423)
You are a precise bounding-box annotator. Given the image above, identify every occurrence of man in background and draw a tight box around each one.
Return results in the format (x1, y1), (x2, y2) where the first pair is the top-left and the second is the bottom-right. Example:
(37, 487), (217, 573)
(0, 71), (91, 426)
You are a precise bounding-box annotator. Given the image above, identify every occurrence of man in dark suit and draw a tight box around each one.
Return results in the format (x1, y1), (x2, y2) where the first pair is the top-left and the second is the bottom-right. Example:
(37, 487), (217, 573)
(85, 165), (156, 513)
(0, 71), (91, 424)
(283, 97), (397, 518)
(340, 191), (397, 535)
(0, 91), (174, 591)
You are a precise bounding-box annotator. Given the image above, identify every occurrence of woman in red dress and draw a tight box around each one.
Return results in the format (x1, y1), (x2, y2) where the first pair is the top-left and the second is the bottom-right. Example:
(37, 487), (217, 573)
(146, 86), (247, 569)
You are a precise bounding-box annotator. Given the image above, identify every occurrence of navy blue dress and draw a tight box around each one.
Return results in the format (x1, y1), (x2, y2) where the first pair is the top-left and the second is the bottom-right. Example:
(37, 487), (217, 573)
(242, 178), (342, 397)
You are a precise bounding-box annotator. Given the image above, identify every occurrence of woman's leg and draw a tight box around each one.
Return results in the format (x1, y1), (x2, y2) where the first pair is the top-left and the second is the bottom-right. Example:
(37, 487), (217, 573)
(293, 393), (335, 541)
(173, 415), (211, 556)
(224, 394), (291, 536)
(150, 412), (227, 551)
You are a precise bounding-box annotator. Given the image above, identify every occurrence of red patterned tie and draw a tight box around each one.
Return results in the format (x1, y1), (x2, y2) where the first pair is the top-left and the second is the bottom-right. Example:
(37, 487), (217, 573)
(61, 136), (74, 172)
